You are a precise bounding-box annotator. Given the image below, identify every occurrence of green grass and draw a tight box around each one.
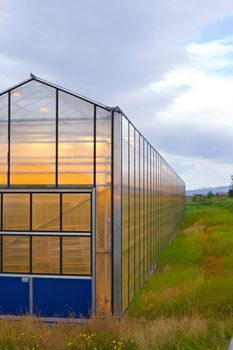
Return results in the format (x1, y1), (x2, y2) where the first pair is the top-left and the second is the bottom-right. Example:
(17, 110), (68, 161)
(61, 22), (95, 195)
(126, 197), (233, 348)
(1, 197), (233, 349)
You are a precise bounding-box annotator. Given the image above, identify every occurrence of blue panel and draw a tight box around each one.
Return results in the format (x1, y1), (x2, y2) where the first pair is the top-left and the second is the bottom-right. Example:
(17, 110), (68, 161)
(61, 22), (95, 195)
(33, 278), (92, 318)
(0, 276), (29, 315)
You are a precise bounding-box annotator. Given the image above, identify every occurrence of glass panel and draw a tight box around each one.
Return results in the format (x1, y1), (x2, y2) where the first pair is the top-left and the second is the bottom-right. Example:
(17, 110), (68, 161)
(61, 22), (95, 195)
(62, 237), (91, 275)
(32, 194), (60, 231)
(129, 124), (135, 302)
(10, 81), (56, 185)
(158, 155), (162, 256)
(144, 141), (148, 277)
(150, 148), (154, 270)
(155, 152), (159, 261)
(3, 236), (30, 273)
(58, 91), (94, 185)
(139, 136), (144, 288)
(0, 194), (2, 229)
(3, 194), (30, 230)
(96, 107), (112, 314)
(148, 146), (152, 272)
(0, 93), (8, 185)
(62, 193), (91, 232)
(135, 131), (140, 292)
(122, 117), (129, 312)
(32, 236), (60, 274)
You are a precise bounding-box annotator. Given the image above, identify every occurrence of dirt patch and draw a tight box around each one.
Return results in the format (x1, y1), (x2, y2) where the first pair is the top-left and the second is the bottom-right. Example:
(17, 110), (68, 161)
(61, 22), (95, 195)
(184, 221), (206, 236)
(200, 256), (222, 276)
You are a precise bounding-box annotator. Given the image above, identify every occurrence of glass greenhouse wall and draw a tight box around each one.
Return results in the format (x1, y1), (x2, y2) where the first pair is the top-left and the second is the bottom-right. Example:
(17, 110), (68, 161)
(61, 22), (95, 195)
(0, 75), (185, 318)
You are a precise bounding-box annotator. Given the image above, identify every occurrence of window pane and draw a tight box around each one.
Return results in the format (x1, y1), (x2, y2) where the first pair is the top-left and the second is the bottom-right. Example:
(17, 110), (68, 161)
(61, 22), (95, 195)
(3, 236), (30, 273)
(62, 237), (91, 275)
(10, 81), (56, 185)
(58, 91), (94, 185)
(96, 107), (112, 313)
(135, 131), (140, 292)
(32, 194), (60, 231)
(62, 194), (91, 232)
(3, 194), (30, 230)
(122, 116), (129, 312)
(32, 236), (60, 274)
(0, 93), (8, 185)
(129, 124), (135, 302)
(139, 136), (144, 288)
(0, 194), (2, 229)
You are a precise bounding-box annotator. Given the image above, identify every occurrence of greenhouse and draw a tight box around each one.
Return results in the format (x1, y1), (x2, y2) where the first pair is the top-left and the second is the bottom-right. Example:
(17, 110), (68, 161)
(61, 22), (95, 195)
(0, 75), (185, 318)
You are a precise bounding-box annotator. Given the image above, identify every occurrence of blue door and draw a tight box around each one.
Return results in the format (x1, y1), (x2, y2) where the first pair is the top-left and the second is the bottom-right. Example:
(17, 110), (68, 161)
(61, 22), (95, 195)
(0, 276), (29, 315)
(33, 277), (92, 318)
(0, 276), (92, 318)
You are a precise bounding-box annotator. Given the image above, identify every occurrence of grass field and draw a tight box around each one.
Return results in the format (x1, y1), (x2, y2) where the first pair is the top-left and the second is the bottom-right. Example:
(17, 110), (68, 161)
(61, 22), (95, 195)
(1, 198), (233, 349)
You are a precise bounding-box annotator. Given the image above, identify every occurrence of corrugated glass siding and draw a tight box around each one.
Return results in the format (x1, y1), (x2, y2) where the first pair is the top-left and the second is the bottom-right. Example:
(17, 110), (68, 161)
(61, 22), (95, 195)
(96, 107), (112, 314)
(0, 93), (8, 186)
(0, 192), (92, 276)
(121, 115), (185, 313)
(1, 80), (96, 186)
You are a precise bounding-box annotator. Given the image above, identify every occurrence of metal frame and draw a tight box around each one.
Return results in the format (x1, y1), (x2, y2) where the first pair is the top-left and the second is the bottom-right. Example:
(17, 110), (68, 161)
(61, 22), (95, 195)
(0, 189), (94, 279)
(112, 111), (122, 316)
(0, 187), (96, 316)
(119, 113), (185, 315)
(0, 191), (92, 234)
(0, 74), (183, 189)
(0, 74), (185, 318)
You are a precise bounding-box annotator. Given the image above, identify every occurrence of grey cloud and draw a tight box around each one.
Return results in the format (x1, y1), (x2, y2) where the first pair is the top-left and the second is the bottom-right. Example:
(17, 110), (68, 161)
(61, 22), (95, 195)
(143, 119), (233, 164)
(1, 0), (233, 188)
(1, 0), (233, 101)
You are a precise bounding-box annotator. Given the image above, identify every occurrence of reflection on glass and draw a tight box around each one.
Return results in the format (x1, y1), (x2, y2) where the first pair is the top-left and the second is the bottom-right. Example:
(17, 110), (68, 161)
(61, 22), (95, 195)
(32, 236), (60, 274)
(58, 91), (94, 185)
(0, 194), (1, 229)
(62, 193), (91, 232)
(62, 237), (91, 275)
(139, 136), (144, 288)
(32, 194), (60, 231)
(3, 194), (30, 230)
(3, 236), (30, 273)
(134, 131), (140, 292)
(10, 81), (56, 185)
(0, 94), (8, 185)
(129, 124), (135, 302)
(96, 107), (112, 314)
(144, 141), (148, 277)
(122, 117), (129, 311)
(121, 119), (185, 314)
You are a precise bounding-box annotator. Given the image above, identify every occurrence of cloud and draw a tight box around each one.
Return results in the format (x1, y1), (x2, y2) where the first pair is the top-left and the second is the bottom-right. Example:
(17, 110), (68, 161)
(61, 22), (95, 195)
(1, 0), (233, 99)
(163, 153), (232, 190)
(139, 36), (233, 188)
(1, 1), (233, 188)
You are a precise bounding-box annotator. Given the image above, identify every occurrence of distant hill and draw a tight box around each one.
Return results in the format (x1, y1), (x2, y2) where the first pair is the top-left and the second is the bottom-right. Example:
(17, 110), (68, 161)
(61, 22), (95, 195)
(186, 186), (229, 196)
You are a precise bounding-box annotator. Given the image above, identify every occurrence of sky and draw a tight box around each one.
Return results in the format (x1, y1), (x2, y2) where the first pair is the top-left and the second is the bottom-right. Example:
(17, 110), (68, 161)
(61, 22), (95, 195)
(0, 0), (233, 190)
